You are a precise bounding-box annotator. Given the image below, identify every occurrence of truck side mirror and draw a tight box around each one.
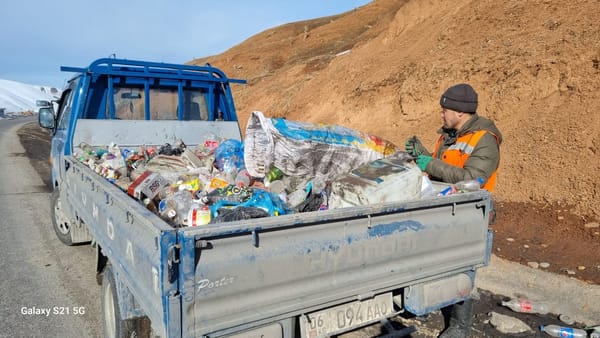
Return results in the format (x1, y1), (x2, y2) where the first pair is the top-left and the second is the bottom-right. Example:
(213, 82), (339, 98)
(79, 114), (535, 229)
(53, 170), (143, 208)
(38, 107), (56, 129)
(36, 100), (51, 107)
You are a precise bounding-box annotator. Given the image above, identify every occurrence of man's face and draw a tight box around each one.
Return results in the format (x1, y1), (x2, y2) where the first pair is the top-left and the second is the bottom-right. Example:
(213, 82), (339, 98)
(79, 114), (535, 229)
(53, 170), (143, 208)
(441, 107), (461, 129)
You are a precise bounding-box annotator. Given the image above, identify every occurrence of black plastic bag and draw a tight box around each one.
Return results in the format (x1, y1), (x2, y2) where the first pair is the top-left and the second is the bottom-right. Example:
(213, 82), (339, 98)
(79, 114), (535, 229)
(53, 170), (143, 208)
(213, 206), (269, 223)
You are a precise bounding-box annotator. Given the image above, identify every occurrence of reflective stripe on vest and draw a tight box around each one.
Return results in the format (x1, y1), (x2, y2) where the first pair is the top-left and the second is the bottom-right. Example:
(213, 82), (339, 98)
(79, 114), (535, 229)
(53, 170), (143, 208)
(433, 130), (499, 192)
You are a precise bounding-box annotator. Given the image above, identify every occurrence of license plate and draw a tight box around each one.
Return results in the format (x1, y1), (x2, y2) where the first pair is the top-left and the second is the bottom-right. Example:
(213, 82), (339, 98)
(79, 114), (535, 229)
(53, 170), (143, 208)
(301, 293), (393, 338)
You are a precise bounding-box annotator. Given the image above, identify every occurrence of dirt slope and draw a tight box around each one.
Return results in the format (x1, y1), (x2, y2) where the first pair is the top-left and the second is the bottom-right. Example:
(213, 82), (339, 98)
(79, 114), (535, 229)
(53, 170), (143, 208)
(191, 0), (600, 283)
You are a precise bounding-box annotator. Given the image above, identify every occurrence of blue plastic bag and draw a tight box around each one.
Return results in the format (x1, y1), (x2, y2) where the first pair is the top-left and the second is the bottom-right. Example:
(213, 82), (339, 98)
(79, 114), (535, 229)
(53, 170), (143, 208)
(209, 188), (289, 218)
(214, 139), (245, 172)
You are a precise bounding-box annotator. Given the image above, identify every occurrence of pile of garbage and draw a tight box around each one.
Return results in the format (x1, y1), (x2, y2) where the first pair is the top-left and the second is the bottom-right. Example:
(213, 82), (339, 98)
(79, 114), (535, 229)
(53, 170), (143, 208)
(73, 112), (426, 228)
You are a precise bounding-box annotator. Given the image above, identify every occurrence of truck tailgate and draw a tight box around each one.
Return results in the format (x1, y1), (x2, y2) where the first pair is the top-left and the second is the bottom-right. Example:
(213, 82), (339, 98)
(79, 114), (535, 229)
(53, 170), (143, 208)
(178, 192), (492, 336)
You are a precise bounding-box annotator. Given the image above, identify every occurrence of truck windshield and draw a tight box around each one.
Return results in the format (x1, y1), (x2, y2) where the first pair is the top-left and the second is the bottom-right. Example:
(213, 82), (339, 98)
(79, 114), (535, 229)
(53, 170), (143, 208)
(112, 86), (209, 120)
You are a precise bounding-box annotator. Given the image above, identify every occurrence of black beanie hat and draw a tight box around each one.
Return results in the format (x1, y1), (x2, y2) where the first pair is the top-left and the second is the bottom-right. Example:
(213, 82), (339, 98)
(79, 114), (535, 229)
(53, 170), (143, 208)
(440, 83), (478, 113)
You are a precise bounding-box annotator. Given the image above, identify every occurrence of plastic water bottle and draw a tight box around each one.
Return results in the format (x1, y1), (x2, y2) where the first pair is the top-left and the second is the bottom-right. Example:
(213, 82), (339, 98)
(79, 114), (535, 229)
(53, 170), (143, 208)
(158, 191), (193, 226)
(438, 177), (484, 196)
(501, 298), (549, 315)
(540, 325), (587, 338)
(455, 177), (485, 191)
(234, 169), (252, 187)
(158, 198), (178, 223)
(287, 187), (309, 208)
(265, 179), (286, 194)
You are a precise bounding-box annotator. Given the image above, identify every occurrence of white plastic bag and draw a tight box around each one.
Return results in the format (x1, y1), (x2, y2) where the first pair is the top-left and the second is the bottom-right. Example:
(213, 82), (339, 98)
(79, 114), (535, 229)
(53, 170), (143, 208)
(328, 152), (423, 209)
(244, 111), (398, 183)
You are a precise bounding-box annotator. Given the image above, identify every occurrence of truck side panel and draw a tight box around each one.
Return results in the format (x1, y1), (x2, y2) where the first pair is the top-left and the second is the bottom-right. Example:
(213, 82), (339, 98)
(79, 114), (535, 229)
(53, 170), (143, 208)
(178, 193), (492, 336)
(63, 159), (179, 337)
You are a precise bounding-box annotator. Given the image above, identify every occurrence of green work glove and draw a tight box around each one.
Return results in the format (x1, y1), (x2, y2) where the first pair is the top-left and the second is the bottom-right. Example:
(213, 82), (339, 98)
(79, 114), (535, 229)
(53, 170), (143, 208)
(405, 135), (428, 157)
(416, 155), (433, 171)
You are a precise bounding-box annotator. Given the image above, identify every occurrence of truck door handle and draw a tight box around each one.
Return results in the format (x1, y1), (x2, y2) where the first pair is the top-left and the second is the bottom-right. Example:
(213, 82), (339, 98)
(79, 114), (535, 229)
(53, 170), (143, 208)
(126, 211), (134, 224)
(168, 244), (180, 283)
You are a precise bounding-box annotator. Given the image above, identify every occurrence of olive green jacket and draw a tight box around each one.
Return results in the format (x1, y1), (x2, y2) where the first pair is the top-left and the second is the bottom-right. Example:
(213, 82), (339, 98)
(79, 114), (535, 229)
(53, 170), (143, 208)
(426, 114), (502, 184)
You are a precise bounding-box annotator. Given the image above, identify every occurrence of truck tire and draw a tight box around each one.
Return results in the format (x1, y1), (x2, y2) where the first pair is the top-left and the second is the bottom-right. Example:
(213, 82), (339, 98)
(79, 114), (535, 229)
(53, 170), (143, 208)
(50, 189), (73, 246)
(102, 264), (152, 338)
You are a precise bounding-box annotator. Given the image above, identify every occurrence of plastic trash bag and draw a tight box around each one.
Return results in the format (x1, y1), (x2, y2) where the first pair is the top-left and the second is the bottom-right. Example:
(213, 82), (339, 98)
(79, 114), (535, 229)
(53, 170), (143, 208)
(212, 207), (269, 223)
(327, 151), (422, 209)
(244, 111), (398, 183)
(214, 139), (244, 172)
(208, 188), (290, 218)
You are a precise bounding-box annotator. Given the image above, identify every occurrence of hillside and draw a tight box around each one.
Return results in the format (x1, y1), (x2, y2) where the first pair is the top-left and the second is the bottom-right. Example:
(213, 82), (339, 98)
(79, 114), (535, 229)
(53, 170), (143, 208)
(191, 0), (600, 283)
(0, 79), (60, 114)
(192, 0), (600, 217)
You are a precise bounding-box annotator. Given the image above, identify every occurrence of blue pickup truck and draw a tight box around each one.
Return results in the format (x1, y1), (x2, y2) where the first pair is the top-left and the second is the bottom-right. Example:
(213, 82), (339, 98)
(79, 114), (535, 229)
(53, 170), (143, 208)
(38, 58), (494, 338)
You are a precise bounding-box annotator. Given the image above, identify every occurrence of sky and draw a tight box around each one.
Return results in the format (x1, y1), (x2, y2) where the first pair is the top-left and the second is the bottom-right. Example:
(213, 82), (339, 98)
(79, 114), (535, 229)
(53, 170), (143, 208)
(0, 1), (371, 89)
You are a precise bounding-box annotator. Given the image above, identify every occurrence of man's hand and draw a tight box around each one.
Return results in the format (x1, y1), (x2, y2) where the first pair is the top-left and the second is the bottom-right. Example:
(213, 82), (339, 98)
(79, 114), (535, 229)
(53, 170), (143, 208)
(405, 135), (428, 157)
(416, 155), (433, 171)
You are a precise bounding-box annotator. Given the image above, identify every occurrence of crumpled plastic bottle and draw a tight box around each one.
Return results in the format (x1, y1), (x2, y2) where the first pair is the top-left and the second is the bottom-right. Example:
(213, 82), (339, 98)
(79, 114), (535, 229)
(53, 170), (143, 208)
(287, 187), (309, 209)
(158, 190), (194, 226)
(234, 169), (252, 187)
(501, 298), (549, 315)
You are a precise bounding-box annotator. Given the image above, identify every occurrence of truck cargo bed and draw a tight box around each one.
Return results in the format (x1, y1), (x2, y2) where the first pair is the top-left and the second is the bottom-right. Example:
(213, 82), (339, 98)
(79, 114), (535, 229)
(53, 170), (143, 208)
(64, 158), (492, 337)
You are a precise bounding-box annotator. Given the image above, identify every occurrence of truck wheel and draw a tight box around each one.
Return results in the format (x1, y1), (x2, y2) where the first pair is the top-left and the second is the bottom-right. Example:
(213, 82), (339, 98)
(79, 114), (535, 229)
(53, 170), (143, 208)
(50, 189), (73, 246)
(102, 264), (151, 338)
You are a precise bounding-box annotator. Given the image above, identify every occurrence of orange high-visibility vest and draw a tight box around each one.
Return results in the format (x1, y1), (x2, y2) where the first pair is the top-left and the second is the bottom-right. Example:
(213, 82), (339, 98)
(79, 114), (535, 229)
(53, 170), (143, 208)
(432, 130), (499, 192)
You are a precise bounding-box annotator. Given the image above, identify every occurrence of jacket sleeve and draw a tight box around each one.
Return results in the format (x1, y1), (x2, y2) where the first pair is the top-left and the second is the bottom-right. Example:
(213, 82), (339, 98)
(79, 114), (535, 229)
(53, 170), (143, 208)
(426, 133), (500, 184)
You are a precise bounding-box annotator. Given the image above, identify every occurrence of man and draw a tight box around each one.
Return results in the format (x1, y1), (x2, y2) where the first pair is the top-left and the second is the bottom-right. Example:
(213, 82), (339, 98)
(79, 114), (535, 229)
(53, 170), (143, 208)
(406, 83), (502, 191)
(405, 83), (502, 337)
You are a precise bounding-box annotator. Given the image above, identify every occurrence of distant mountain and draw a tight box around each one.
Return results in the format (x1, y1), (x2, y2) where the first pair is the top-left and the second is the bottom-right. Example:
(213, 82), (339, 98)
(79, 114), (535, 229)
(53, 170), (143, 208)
(0, 79), (61, 115)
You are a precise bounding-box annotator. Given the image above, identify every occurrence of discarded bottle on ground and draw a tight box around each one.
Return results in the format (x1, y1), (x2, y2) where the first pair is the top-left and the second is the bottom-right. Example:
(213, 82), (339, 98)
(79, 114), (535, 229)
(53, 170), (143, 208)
(501, 298), (549, 315)
(540, 324), (587, 338)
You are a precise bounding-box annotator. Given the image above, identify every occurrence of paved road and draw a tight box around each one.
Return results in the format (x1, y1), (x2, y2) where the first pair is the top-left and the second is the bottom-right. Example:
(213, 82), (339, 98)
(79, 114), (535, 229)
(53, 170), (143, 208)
(1, 116), (598, 338)
(0, 117), (102, 338)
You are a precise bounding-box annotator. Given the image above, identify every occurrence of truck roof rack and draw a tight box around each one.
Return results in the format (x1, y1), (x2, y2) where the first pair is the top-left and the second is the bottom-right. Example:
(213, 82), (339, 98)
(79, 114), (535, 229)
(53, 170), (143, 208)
(60, 58), (246, 84)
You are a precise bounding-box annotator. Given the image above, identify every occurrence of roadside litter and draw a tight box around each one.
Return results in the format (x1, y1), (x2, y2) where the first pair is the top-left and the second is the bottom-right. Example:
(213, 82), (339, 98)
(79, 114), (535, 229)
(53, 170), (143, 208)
(499, 298), (594, 337)
(73, 113), (480, 228)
